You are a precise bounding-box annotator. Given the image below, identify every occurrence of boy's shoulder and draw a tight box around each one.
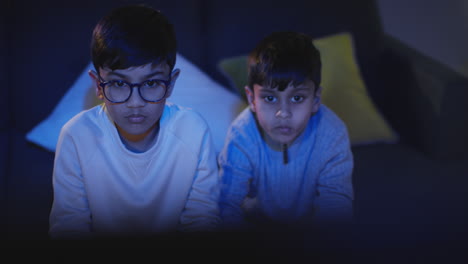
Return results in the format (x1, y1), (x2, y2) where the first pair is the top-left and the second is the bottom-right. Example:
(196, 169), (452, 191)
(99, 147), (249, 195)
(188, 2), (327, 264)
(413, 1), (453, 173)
(57, 105), (109, 148)
(230, 107), (255, 128)
(319, 104), (347, 129)
(61, 104), (104, 133)
(161, 102), (215, 148)
(225, 107), (260, 144)
(315, 104), (350, 142)
(162, 101), (210, 131)
(161, 102), (215, 155)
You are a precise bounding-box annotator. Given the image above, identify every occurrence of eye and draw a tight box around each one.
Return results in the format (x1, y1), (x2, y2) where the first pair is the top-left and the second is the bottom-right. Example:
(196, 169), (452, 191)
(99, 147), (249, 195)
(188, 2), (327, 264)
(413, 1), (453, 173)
(144, 80), (165, 89)
(110, 80), (127, 88)
(144, 80), (156, 87)
(291, 95), (304, 103)
(263, 95), (277, 103)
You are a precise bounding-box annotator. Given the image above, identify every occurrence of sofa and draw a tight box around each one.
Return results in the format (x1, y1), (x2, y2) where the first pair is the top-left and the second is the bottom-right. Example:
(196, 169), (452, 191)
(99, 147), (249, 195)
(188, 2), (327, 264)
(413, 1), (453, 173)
(3, 0), (468, 256)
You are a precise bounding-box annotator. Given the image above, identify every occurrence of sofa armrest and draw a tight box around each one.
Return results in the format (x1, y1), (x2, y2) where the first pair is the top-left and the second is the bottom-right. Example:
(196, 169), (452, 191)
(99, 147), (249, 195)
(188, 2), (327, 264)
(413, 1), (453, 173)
(376, 35), (468, 159)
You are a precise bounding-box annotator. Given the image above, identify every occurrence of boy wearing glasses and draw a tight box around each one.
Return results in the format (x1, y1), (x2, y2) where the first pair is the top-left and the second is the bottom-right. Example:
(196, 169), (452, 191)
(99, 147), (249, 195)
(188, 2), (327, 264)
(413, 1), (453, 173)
(218, 32), (354, 232)
(49, 5), (220, 239)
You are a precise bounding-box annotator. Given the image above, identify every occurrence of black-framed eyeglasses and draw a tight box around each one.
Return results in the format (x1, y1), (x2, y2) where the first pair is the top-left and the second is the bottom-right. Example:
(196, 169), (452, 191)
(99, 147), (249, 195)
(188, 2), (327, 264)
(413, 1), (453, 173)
(98, 76), (171, 103)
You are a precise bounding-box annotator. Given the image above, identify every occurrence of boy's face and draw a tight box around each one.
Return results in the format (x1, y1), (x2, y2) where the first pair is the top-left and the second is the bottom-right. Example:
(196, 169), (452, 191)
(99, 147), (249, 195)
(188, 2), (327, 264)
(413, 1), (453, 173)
(245, 79), (321, 149)
(90, 62), (179, 142)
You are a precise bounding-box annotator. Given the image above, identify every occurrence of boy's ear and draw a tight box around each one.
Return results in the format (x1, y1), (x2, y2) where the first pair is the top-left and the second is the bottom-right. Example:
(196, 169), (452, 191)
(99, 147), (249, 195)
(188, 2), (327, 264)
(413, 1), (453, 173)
(88, 70), (104, 100)
(312, 85), (323, 113)
(165, 68), (180, 98)
(244, 85), (256, 113)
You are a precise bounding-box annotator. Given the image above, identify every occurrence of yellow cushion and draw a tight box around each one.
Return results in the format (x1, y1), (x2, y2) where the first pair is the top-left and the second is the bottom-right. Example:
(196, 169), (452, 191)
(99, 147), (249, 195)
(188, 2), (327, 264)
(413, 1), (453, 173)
(218, 32), (398, 145)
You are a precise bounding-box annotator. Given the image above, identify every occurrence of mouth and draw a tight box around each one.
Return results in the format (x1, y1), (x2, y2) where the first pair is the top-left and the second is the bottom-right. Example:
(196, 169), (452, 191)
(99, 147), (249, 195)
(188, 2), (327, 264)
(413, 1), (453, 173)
(126, 114), (145, 124)
(274, 126), (293, 135)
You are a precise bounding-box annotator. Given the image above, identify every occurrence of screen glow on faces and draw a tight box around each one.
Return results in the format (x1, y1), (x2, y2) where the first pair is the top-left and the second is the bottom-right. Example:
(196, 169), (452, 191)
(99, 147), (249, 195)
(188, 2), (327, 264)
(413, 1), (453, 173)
(96, 63), (177, 147)
(248, 79), (321, 150)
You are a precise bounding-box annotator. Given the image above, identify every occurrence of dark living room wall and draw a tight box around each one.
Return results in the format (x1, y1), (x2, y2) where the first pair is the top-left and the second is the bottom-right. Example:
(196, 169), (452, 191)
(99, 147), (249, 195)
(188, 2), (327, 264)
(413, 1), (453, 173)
(377, 0), (468, 78)
(1, 0), (11, 229)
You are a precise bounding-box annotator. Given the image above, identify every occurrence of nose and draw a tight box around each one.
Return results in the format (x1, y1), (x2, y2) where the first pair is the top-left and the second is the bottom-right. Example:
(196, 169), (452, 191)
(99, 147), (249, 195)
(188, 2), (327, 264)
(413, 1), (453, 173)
(126, 86), (145, 107)
(275, 102), (292, 119)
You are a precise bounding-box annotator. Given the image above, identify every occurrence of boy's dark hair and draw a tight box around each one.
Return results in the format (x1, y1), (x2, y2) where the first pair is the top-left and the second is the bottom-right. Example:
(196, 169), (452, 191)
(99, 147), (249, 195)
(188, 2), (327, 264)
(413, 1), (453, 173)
(91, 4), (177, 73)
(248, 31), (321, 92)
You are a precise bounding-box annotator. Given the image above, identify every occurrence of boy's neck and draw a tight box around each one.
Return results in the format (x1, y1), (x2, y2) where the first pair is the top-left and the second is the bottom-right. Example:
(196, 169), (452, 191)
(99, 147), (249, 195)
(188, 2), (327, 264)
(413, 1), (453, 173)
(261, 127), (307, 152)
(116, 122), (160, 153)
(263, 132), (288, 152)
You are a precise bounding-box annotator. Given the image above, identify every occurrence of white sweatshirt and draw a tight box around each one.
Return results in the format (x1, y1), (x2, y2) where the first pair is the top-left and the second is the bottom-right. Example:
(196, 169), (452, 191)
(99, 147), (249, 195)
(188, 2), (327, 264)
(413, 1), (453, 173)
(49, 102), (220, 239)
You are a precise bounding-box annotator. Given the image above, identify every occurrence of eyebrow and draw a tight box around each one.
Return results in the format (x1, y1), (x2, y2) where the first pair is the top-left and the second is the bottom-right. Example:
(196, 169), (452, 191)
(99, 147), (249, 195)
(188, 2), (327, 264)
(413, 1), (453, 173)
(107, 71), (166, 79)
(292, 87), (312, 92)
(258, 87), (312, 93)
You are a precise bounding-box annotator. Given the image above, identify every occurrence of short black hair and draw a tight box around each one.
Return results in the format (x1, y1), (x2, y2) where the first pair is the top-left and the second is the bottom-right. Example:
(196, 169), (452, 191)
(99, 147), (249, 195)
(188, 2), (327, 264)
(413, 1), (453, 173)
(91, 4), (177, 73)
(248, 31), (321, 92)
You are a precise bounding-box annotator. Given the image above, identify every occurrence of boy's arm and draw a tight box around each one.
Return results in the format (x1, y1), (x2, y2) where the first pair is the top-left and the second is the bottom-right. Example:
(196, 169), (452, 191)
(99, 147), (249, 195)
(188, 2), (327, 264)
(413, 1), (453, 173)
(49, 129), (92, 239)
(314, 130), (354, 224)
(218, 141), (253, 230)
(178, 129), (221, 232)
